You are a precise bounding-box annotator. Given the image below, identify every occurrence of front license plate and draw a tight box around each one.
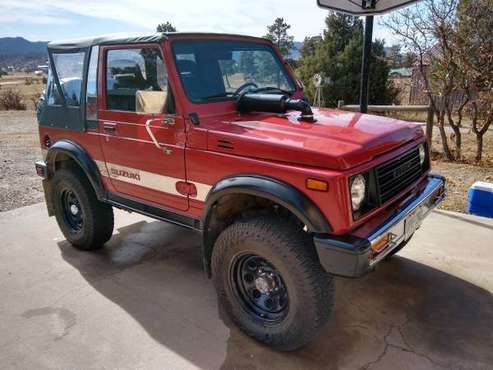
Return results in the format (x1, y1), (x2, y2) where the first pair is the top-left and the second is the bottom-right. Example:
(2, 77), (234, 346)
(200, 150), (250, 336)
(404, 205), (426, 240)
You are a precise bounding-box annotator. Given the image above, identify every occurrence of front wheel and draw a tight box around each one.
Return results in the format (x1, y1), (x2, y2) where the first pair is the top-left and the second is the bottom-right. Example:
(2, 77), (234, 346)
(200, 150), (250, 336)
(52, 168), (114, 250)
(212, 216), (334, 351)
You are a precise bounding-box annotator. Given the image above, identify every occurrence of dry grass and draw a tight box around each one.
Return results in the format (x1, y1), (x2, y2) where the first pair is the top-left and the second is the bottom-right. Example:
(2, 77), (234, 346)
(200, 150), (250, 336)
(0, 73), (44, 110)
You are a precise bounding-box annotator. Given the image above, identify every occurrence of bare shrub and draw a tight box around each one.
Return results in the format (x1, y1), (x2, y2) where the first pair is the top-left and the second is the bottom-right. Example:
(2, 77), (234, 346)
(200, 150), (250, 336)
(30, 95), (39, 110)
(0, 89), (27, 110)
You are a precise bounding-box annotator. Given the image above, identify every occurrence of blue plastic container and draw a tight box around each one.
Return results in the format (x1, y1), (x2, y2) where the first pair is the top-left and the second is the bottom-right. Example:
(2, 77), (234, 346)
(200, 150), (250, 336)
(468, 181), (493, 218)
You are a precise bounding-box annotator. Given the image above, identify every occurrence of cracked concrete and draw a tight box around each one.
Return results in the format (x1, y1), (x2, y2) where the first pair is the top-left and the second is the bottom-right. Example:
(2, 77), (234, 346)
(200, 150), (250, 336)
(0, 203), (492, 370)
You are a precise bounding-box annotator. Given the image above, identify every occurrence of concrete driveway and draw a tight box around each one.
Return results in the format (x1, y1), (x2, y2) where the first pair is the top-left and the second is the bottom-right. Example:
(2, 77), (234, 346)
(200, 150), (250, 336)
(0, 203), (492, 370)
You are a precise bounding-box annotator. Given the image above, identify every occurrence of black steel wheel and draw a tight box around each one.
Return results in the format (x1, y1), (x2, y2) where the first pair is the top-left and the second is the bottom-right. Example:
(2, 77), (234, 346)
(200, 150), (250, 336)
(61, 189), (84, 233)
(212, 216), (334, 351)
(52, 167), (114, 250)
(231, 254), (289, 323)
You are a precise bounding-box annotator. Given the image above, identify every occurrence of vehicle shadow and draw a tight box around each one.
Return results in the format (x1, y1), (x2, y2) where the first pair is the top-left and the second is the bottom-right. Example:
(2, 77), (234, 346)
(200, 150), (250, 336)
(58, 220), (493, 370)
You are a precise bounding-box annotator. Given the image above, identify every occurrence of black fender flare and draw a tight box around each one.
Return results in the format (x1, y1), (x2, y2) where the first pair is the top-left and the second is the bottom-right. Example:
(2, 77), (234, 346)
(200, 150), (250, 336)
(45, 139), (105, 200)
(201, 175), (332, 275)
(203, 175), (331, 233)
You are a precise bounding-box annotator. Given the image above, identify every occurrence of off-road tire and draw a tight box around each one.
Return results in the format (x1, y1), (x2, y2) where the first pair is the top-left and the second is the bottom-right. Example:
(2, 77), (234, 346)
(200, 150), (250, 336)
(52, 168), (114, 250)
(212, 216), (334, 351)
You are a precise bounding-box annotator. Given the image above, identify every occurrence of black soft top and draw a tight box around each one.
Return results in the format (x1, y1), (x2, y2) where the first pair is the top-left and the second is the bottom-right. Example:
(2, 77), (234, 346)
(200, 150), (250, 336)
(48, 33), (167, 51)
(47, 32), (266, 52)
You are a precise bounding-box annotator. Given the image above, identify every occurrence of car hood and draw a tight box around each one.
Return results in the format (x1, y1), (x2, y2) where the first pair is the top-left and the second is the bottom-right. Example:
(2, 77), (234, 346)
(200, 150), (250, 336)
(207, 108), (424, 170)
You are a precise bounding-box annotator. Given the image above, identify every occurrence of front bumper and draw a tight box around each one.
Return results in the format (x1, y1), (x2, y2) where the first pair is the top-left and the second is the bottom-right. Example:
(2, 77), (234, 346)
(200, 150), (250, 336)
(314, 175), (446, 278)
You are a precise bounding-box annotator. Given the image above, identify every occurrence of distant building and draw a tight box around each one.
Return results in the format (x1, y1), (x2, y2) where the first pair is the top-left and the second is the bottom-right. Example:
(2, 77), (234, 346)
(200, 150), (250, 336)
(409, 57), (465, 108)
(35, 64), (49, 76)
(389, 68), (412, 78)
(37, 64), (49, 73)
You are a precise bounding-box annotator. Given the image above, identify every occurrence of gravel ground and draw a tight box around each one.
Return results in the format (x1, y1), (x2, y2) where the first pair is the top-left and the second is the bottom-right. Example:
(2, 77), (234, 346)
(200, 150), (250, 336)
(0, 110), (491, 213)
(0, 110), (44, 211)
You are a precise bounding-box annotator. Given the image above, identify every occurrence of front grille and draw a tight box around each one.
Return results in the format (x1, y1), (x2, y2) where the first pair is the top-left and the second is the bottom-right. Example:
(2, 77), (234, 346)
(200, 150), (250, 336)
(375, 147), (425, 205)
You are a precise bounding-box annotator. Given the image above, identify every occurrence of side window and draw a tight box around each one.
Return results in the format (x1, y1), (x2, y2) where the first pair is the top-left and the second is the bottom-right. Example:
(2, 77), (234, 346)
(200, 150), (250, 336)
(45, 66), (63, 105)
(106, 47), (171, 114)
(51, 52), (85, 106)
(86, 46), (99, 122)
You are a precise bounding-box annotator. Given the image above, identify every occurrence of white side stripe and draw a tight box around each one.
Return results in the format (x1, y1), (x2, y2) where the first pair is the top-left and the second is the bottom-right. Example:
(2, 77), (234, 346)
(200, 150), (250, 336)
(194, 182), (213, 202)
(95, 160), (109, 177)
(94, 160), (212, 202)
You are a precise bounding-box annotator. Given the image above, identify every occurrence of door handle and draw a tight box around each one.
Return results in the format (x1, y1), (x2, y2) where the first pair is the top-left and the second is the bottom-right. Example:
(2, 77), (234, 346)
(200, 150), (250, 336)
(145, 118), (175, 154)
(145, 118), (163, 149)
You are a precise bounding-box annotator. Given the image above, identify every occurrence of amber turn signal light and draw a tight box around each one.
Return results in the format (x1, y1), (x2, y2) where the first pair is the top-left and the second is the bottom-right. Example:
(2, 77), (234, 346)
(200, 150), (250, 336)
(306, 179), (328, 192)
(372, 233), (391, 253)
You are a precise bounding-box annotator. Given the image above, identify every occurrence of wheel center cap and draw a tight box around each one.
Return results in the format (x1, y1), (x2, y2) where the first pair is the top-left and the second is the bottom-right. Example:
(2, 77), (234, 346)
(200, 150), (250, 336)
(255, 276), (275, 294)
(70, 204), (79, 215)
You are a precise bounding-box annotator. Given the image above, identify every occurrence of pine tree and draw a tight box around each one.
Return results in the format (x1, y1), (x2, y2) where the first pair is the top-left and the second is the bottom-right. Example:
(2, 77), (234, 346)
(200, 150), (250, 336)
(264, 18), (294, 57)
(156, 22), (177, 33)
(298, 12), (398, 107)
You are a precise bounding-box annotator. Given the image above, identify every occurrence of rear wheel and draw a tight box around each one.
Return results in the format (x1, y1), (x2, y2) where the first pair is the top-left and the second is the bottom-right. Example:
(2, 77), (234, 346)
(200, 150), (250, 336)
(52, 168), (114, 250)
(212, 216), (334, 351)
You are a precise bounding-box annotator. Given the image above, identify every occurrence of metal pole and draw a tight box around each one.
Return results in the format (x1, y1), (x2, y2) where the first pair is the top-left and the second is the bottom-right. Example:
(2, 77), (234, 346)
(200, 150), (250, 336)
(359, 15), (374, 114)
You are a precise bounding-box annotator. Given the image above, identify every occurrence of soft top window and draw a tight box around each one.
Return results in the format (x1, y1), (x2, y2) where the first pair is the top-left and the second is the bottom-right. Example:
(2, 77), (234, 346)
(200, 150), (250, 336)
(105, 47), (171, 114)
(51, 52), (85, 106)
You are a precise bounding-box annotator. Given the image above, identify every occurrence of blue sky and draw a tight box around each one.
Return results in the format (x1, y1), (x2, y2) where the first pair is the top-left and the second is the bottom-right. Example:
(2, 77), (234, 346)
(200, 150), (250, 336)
(0, 0), (397, 45)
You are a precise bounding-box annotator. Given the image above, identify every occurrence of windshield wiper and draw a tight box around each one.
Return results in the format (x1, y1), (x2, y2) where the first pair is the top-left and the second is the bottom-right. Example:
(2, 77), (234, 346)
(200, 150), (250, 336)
(249, 87), (292, 96)
(200, 92), (234, 101)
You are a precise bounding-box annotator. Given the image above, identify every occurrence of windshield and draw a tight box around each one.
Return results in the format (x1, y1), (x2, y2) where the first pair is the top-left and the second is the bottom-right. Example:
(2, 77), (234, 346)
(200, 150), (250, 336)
(172, 40), (296, 103)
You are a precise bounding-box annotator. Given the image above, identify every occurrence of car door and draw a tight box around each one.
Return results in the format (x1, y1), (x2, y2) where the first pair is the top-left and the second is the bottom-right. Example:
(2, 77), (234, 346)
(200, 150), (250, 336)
(97, 43), (188, 211)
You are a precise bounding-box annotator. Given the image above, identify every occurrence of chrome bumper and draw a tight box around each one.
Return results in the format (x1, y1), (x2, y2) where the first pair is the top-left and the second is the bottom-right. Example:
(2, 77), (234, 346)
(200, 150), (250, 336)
(314, 175), (446, 277)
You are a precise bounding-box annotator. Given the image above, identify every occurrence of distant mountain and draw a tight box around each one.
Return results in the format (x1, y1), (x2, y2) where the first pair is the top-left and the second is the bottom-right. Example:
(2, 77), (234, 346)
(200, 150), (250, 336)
(0, 37), (48, 70)
(0, 37), (48, 57)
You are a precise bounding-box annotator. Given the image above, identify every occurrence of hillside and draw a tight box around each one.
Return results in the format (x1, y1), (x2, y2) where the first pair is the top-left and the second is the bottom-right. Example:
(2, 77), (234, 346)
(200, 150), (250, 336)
(0, 37), (48, 56)
(0, 37), (48, 70)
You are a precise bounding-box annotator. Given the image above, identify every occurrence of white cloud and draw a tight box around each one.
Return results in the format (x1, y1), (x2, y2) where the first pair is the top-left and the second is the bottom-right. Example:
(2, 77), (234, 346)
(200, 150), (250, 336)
(0, 14), (71, 25)
(1, 0), (398, 44)
(1, 0), (330, 40)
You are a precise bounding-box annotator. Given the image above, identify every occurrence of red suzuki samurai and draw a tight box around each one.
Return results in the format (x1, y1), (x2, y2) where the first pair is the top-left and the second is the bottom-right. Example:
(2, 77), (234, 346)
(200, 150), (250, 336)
(35, 33), (446, 351)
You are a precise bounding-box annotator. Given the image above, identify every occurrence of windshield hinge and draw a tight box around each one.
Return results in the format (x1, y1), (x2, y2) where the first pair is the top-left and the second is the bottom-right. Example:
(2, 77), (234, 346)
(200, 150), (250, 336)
(189, 113), (200, 126)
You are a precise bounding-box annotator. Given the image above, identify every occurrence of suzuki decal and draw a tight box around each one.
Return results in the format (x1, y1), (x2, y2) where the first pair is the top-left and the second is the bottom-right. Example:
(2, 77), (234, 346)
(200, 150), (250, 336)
(94, 160), (211, 202)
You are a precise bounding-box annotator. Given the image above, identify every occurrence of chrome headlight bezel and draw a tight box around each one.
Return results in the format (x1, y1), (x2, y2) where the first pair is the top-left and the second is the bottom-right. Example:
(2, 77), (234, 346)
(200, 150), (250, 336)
(350, 174), (367, 212)
(419, 144), (426, 166)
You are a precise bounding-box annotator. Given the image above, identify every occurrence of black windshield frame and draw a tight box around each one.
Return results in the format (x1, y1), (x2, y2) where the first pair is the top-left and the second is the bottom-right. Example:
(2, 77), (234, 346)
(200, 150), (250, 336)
(171, 39), (297, 104)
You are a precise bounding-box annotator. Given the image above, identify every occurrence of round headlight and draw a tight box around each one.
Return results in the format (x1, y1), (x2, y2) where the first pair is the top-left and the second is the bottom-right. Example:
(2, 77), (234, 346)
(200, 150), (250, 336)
(419, 144), (426, 166)
(350, 174), (366, 211)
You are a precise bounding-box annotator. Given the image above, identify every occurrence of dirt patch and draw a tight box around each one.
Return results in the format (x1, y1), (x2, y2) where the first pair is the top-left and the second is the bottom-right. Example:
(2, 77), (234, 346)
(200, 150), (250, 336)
(0, 110), (44, 211)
